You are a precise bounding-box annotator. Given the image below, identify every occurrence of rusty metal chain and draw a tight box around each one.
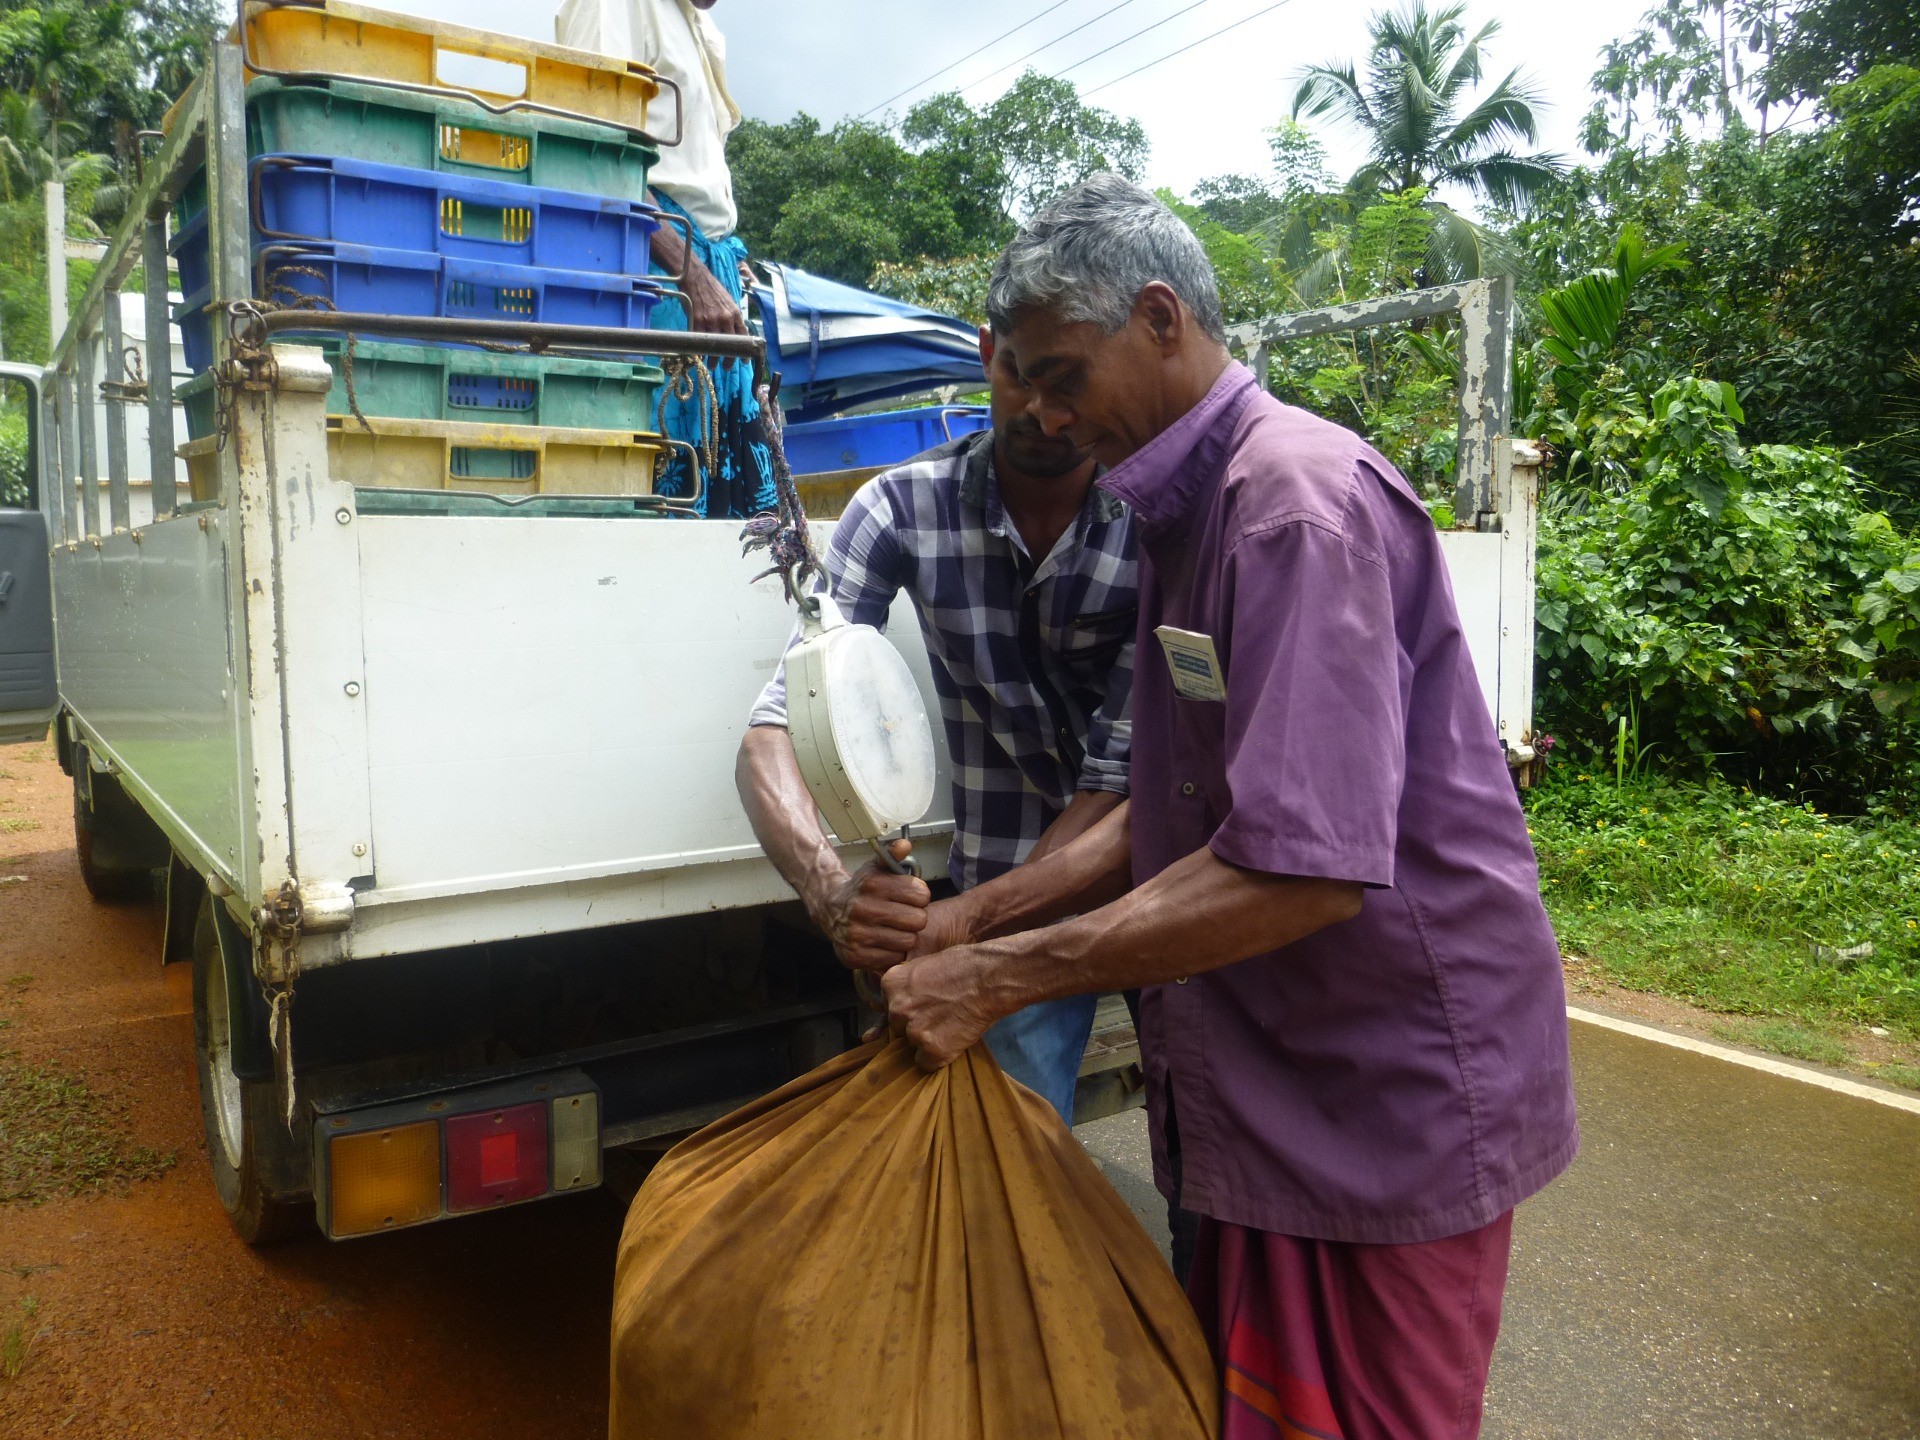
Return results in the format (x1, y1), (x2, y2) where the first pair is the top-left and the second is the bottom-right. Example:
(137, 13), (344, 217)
(211, 264), (373, 452)
(98, 345), (149, 405)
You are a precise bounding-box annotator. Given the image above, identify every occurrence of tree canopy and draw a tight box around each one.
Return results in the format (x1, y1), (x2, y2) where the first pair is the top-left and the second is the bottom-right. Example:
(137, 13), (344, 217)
(728, 69), (1145, 288)
(0, 0), (222, 363)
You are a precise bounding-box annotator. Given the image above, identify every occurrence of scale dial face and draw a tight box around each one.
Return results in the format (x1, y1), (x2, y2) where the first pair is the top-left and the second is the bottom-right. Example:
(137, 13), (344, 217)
(823, 625), (936, 834)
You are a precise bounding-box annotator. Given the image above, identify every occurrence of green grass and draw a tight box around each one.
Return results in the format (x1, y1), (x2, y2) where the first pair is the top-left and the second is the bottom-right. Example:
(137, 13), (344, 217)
(1525, 774), (1920, 1037)
(0, 1054), (175, 1205)
(1878, 1063), (1920, 1091)
(0, 1296), (37, 1381)
(1709, 1018), (1853, 1066)
(0, 818), (38, 834)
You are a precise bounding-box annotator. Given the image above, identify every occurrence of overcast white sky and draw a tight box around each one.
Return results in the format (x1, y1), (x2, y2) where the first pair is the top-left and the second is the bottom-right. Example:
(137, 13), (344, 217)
(421, 0), (1653, 203)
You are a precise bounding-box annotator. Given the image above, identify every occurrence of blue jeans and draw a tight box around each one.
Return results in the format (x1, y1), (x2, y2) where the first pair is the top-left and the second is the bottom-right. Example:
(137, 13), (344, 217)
(983, 993), (1099, 1125)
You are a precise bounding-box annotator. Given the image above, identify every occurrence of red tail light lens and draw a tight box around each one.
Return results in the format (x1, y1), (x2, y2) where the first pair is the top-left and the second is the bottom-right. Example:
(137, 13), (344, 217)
(444, 1101), (549, 1212)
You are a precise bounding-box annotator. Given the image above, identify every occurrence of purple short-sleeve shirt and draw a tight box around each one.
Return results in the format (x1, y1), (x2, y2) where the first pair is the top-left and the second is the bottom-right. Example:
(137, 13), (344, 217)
(1100, 364), (1578, 1245)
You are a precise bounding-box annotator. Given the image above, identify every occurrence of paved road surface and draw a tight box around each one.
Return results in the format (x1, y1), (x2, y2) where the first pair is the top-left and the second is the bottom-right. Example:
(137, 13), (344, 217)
(1079, 1021), (1920, 1438)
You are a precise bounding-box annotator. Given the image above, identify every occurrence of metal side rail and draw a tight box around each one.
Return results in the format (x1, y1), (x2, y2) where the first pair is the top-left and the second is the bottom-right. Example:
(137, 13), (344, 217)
(248, 310), (768, 373)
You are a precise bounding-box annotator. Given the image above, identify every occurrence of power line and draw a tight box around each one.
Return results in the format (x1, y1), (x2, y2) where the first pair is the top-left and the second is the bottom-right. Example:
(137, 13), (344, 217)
(857, 0), (1081, 119)
(1083, 0), (1296, 96)
(957, 0), (1154, 98)
(1052, 0), (1216, 83)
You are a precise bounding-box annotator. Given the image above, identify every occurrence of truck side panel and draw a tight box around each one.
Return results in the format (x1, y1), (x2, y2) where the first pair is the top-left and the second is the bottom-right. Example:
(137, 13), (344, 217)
(351, 515), (953, 904)
(1437, 532), (1502, 727)
(52, 519), (249, 883)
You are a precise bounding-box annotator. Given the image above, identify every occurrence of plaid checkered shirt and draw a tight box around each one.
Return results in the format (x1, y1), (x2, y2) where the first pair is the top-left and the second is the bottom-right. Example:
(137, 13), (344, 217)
(750, 429), (1138, 891)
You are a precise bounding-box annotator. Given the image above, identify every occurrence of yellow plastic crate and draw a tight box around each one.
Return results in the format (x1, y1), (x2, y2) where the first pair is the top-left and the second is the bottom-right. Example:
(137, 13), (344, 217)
(222, 0), (671, 143)
(180, 418), (674, 500)
(179, 436), (223, 504)
(326, 415), (671, 496)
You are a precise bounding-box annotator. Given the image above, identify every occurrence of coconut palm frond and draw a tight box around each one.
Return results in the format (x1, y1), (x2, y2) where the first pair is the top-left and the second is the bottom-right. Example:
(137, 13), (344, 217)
(1421, 202), (1524, 281)
(1301, 0), (1559, 209)
(1291, 61), (1374, 129)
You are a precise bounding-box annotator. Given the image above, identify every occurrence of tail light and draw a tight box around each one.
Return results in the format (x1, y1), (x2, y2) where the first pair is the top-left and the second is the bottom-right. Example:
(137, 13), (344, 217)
(316, 1072), (600, 1239)
(328, 1120), (443, 1237)
(445, 1102), (548, 1212)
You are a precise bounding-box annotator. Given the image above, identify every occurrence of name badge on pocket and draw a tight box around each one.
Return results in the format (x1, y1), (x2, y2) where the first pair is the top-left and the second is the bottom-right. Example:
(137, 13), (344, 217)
(1155, 626), (1227, 703)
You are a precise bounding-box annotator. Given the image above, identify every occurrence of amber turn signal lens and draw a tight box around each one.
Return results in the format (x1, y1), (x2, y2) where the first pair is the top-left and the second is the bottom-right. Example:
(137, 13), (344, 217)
(328, 1120), (442, 1237)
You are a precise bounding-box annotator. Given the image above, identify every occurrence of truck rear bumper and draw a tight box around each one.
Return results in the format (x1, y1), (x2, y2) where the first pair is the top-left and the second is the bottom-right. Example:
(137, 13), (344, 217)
(308, 997), (857, 1239)
(303, 994), (1145, 1240)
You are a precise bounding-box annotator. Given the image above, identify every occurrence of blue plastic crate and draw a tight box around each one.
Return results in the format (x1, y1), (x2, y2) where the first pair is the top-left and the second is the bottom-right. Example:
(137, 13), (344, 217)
(172, 236), (671, 371)
(780, 406), (991, 475)
(250, 154), (667, 276)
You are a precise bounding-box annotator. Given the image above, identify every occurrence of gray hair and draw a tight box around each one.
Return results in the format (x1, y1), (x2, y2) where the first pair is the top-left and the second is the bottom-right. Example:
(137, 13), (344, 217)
(986, 173), (1227, 343)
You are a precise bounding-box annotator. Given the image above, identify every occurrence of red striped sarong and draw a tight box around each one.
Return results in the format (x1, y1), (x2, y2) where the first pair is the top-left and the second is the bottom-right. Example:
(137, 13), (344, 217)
(1187, 1212), (1513, 1440)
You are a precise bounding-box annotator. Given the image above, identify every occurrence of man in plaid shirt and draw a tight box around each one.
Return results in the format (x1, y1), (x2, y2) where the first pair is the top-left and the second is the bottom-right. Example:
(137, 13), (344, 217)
(737, 328), (1137, 1123)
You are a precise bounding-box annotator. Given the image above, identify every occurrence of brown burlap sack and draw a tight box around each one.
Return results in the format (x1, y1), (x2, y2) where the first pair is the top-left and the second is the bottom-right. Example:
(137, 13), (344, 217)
(609, 1037), (1219, 1440)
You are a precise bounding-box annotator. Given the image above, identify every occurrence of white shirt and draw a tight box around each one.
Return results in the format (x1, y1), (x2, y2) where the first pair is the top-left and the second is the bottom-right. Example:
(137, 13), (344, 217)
(555, 0), (741, 239)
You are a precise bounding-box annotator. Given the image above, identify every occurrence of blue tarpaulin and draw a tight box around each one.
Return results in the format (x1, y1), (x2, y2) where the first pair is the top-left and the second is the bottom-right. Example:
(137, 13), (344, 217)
(752, 263), (984, 424)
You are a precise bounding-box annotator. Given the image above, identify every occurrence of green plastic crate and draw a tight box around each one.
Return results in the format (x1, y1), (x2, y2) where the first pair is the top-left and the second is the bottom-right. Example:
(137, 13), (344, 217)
(178, 372), (219, 440)
(175, 76), (659, 226)
(177, 341), (664, 435)
(253, 77), (657, 199)
(319, 340), (664, 430)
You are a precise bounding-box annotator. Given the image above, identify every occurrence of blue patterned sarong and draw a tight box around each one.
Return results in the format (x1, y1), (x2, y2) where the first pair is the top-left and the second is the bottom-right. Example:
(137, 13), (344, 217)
(646, 192), (776, 519)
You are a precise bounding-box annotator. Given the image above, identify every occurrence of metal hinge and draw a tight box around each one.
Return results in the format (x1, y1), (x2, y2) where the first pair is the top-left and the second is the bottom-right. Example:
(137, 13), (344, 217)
(250, 879), (353, 1129)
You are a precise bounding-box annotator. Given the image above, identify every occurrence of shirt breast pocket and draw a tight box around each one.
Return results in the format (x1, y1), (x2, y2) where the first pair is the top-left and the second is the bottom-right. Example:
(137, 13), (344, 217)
(1062, 605), (1136, 668)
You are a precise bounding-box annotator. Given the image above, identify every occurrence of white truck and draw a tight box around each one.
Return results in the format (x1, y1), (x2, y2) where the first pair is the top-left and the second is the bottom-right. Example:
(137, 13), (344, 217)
(0, 33), (1540, 1246)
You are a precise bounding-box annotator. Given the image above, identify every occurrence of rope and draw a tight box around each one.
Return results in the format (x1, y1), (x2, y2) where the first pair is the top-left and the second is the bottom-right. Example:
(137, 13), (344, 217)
(738, 381), (822, 609)
(661, 353), (720, 480)
(262, 264), (372, 433)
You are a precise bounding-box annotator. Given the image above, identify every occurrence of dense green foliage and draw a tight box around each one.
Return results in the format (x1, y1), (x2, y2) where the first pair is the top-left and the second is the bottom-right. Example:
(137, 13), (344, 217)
(1534, 384), (1920, 794)
(1525, 774), (1920, 1041)
(0, 0), (223, 363)
(1516, 81), (1920, 509)
(1498, 0), (1920, 796)
(0, 409), (27, 508)
(731, 71), (1145, 287)
(866, 254), (995, 329)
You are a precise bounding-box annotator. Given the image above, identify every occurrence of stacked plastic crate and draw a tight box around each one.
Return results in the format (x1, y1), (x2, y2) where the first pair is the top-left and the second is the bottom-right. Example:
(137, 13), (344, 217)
(173, 0), (687, 503)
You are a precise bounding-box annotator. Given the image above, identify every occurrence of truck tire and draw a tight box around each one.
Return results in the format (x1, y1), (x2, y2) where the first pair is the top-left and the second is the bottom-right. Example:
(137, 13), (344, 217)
(191, 892), (312, 1245)
(71, 756), (167, 903)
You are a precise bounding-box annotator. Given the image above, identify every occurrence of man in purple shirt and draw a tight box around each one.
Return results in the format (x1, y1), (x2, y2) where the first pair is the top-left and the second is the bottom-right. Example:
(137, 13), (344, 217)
(884, 175), (1578, 1440)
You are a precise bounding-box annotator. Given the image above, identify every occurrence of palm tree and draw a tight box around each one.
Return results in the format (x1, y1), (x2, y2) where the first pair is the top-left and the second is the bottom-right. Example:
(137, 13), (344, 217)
(0, 4), (128, 170)
(0, 91), (124, 230)
(1291, 0), (1562, 212)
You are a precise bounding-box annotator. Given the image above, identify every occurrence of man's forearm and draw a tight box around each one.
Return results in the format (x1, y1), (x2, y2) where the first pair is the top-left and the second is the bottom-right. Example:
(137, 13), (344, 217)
(950, 798), (1134, 943)
(648, 190), (745, 335)
(737, 724), (931, 969)
(649, 199), (692, 275)
(736, 724), (848, 919)
(1025, 788), (1125, 864)
(976, 849), (1360, 1015)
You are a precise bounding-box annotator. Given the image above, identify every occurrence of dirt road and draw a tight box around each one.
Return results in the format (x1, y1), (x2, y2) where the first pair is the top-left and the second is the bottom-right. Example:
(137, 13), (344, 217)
(1, 739), (623, 1439)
